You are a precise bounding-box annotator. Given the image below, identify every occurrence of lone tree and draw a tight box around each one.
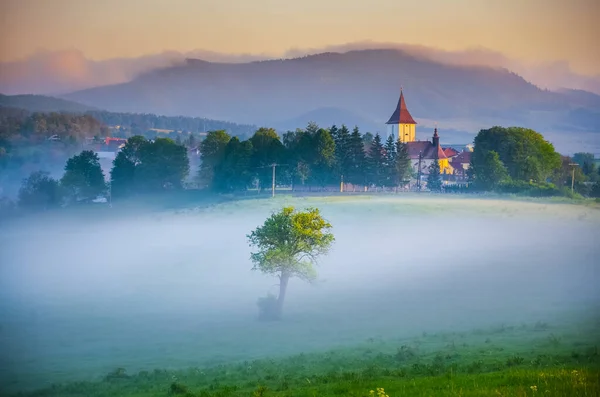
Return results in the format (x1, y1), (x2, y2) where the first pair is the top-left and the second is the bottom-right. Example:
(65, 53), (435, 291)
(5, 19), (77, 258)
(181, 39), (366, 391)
(247, 206), (335, 321)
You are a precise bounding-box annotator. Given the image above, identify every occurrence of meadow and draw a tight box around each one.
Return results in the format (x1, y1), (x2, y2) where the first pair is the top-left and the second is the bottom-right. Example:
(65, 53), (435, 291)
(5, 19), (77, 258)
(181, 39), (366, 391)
(0, 194), (599, 396)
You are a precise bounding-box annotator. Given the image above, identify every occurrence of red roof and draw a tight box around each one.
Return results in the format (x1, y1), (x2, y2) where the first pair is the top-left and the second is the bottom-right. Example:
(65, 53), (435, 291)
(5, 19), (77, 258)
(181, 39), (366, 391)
(443, 147), (459, 158)
(386, 90), (417, 125)
(406, 141), (448, 160)
(452, 151), (472, 164)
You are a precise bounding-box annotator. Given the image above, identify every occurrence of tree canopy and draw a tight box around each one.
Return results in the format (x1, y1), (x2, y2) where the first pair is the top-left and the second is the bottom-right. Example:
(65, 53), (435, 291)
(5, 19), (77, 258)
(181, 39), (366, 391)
(18, 171), (62, 211)
(110, 136), (189, 197)
(470, 126), (561, 183)
(61, 150), (106, 202)
(247, 206), (334, 320)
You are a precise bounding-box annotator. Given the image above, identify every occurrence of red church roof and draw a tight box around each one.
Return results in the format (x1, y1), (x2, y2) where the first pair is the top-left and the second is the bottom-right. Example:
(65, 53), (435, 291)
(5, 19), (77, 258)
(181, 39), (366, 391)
(406, 141), (448, 160)
(386, 89), (417, 125)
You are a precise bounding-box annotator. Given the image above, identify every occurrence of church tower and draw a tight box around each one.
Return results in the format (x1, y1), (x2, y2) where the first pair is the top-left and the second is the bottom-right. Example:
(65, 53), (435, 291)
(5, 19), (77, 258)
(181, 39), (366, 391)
(386, 88), (417, 143)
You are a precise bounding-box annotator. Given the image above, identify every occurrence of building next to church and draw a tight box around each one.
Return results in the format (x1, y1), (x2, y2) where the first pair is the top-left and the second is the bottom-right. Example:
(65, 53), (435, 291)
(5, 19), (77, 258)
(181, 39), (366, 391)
(385, 89), (471, 181)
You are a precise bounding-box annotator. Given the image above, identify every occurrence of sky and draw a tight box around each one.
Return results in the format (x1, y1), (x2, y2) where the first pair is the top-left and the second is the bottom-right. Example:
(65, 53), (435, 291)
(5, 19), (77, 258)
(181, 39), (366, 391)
(0, 0), (599, 76)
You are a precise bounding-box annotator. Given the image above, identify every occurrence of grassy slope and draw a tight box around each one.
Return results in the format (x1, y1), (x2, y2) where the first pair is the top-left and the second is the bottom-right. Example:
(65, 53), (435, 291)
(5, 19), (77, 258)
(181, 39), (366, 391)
(12, 318), (599, 397)
(5, 195), (600, 397)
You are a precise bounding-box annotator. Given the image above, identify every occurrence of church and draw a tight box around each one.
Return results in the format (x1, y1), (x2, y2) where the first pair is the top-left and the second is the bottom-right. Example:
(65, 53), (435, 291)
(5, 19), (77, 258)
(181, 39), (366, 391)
(385, 89), (471, 179)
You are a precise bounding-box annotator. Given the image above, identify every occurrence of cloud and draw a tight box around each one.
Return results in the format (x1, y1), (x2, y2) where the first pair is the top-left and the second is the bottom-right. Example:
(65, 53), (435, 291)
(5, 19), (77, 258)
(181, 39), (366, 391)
(1, 43), (599, 96)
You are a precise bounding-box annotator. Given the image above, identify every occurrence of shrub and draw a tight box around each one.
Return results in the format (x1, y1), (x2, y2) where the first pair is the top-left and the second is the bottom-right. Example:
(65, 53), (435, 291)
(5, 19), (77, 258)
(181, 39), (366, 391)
(257, 294), (279, 321)
(496, 180), (562, 197)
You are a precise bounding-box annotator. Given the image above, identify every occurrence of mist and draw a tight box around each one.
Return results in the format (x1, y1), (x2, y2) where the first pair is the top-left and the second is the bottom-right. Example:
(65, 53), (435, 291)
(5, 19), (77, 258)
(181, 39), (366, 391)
(1, 196), (599, 392)
(2, 43), (599, 97)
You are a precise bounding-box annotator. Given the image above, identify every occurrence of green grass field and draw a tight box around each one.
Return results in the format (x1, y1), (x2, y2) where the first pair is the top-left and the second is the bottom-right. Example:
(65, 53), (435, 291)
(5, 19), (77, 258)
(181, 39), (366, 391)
(2, 195), (599, 397)
(11, 316), (600, 397)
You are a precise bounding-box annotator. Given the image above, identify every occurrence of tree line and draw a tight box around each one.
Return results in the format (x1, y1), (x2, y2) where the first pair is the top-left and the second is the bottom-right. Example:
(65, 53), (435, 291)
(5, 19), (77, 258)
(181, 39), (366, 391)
(3, 123), (600, 219)
(12, 136), (191, 212)
(200, 123), (415, 193)
(86, 110), (257, 141)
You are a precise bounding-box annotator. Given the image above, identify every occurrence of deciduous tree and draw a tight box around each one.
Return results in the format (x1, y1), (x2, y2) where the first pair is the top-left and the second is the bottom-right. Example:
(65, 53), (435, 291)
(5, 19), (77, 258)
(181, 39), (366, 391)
(468, 150), (508, 190)
(199, 130), (231, 188)
(61, 150), (106, 202)
(18, 171), (62, 211)
(247, 207), (334, 321)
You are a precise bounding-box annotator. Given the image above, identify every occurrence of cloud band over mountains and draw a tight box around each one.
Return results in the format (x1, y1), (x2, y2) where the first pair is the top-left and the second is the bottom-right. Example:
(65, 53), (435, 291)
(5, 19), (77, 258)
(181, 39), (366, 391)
(1, 42), (599, 96)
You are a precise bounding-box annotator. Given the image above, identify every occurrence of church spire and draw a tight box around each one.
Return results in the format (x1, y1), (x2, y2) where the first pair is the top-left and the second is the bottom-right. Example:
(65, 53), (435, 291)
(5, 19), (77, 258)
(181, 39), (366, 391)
(386, 88), (417, 125)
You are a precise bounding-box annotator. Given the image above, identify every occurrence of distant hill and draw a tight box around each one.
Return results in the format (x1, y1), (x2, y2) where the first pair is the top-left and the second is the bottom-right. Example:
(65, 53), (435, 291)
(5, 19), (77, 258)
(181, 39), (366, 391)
(0, 94), (259, 140)
(63, 49), (600, 136)
(0, 93), (98, 113)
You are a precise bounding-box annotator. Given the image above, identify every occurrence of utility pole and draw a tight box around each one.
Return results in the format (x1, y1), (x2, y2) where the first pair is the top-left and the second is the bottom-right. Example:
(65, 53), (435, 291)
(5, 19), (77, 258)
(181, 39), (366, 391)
(272, 163), (276, 198)
(416, 151), (423, 191)
(569, 162), (578, 194)
(255, 163), (287, 197)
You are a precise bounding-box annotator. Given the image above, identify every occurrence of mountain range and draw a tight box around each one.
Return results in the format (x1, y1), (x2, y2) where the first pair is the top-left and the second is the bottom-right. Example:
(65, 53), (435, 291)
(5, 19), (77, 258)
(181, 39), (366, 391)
(58, 49), (599, 140)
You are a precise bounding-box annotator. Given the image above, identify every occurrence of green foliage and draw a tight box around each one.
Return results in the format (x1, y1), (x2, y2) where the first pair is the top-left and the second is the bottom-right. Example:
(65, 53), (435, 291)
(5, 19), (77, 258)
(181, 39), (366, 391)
(366, 133), (386, 187)
(283, 129), (312, 186)
(0, 108), (109, 143)
(247, 207), (334, 319)
(61, 150), (106, 202)
(427, 159), (442, 192)
(347, 126), (367, 186)
(17, 171), (62, 211)
(250, 128), (286, 189)
(110, 135), (148, 197)
(590, 182), (600, 198)
(310, 128), (336, 187)
(551, 156), (589, 195)
(136, 138), (190, 191)
(495, 180), (567, 197)
(471, 126), (562, 184)
(199, 130), (232, 188)
(395, 141), (412, 186)
(86, 110), (257, 140)
(11, 320), (600, 397)
(382, 135), (397, 188)
(213, 137), (254, 193)
(572, 152), (597, 180)
(110, 136), (190, 197)
(333, 125), (352, 180)
(281, 123), (337, 188)
(469, 150), (508, 190)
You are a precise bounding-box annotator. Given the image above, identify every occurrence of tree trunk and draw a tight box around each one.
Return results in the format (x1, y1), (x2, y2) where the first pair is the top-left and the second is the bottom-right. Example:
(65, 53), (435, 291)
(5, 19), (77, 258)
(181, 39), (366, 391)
(277, 272), (290, 318)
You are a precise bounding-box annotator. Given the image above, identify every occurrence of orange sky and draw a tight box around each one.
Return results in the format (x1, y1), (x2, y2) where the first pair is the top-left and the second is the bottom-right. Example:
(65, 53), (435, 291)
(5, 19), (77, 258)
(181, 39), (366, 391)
(0, 0), (598, 75)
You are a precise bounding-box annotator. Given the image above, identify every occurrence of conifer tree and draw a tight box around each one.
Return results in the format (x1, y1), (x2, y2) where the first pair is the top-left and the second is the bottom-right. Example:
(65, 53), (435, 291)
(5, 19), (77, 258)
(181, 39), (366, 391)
(395, 141), (412, 187)
(384, 134), (397, 188)
(334, 124), (352, 183)
(367, 133), (385, 187)
(427, 158), (443, 192)
(347, 126), (366, 187)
